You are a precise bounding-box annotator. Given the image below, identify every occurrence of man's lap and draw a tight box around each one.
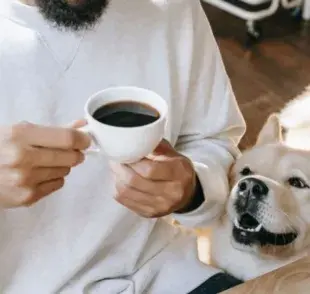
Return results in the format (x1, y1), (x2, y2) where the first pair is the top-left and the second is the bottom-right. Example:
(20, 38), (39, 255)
(134, 232), (240, 294)
(81, 232), (242, 293)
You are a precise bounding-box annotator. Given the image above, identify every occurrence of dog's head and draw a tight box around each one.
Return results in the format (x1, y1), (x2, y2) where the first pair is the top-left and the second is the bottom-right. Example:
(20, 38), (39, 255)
(228, 114), (310, 258)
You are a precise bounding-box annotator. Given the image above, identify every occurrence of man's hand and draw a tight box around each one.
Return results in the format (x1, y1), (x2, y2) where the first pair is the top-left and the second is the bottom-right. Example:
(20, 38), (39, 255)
(0, 121), (90, 208)
(110, 140), (197, 218)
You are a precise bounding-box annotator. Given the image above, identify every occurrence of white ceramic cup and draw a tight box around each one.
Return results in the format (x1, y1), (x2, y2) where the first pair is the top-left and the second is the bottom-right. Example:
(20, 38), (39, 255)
(79, 86), (168, 164)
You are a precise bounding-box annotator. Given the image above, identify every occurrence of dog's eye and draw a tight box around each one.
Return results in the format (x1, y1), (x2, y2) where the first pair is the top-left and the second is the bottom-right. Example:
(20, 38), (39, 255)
(240, 167), (252, 176)
(288, 177), (310, 189)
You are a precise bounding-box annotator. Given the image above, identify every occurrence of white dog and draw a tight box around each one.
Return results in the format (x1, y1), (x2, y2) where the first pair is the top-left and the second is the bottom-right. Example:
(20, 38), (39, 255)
(202, 88), (310, 281)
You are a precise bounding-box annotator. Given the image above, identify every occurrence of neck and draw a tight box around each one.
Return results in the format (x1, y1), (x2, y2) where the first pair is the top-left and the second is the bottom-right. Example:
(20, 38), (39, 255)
(20, 0), (36, 6)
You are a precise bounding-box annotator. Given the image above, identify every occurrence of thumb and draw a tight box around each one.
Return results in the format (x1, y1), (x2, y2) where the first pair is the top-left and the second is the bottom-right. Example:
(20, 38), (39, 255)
(146, 139), (175, 161)
(68, 119), (87, 129)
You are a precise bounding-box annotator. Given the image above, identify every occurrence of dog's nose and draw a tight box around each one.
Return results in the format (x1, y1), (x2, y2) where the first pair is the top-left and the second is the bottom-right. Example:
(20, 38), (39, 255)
(238, 177), (269, 200)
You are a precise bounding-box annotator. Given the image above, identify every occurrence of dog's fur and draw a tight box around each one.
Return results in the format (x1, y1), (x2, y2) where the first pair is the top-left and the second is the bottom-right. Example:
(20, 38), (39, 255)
(201, 88), (310, 281)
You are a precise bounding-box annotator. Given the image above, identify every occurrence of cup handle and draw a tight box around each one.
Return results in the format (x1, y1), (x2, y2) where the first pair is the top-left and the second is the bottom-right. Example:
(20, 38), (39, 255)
(78, 124), (101, 155)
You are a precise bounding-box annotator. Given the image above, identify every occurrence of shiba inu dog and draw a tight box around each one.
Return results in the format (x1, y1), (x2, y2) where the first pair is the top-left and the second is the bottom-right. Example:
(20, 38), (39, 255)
(204, 89), (310, 281)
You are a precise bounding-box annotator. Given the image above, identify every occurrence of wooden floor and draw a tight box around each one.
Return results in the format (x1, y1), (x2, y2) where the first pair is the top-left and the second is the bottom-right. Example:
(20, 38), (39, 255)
(201, 2), (310, 149)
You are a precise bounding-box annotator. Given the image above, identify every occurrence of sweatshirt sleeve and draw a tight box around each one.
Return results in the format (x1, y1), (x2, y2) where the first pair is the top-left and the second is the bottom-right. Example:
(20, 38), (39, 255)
(171, 2), (246, 229)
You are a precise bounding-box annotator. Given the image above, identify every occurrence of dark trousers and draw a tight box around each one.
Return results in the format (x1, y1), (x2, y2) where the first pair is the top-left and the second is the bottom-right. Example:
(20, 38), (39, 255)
(188, 272), (243, 294)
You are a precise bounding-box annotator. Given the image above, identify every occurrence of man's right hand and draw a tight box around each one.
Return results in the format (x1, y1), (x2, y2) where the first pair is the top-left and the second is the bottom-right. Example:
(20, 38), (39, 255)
(0, 122), (91, 208)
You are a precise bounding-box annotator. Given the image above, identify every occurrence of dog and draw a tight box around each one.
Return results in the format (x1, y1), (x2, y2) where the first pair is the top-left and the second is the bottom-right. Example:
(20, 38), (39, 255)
(202, 88), (310, 281)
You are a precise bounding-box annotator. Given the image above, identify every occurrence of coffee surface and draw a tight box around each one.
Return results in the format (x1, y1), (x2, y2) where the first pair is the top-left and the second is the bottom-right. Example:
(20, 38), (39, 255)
(93, 101), (160, 127)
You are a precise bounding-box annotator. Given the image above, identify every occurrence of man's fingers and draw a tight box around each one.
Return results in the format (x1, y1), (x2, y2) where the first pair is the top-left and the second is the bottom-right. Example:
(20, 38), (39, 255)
(115, 196), (154, 218)
(127, 140), (178, 180)
(9, 122), (91, 150)
(128, 158), (176, 180)
(68, 119), (88, 129)
(30, 147), (84, 168)
(115, 192), (168, 218)
(110, 162), (177, 195)
(114, 181), (174, 218)
(150, 139), (174, 157)
(36, 178), (65, 197)
(0, 167), (70, 186)
(115, 181), (154, 206)
(31, 167), (71, 184)
(114, 183), (160, 217)
(24, 178), (65, 206)
(0, 144), (84, 168)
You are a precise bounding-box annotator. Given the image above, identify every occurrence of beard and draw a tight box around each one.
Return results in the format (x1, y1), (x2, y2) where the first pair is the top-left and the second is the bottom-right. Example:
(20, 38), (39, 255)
(35, 0), (110, 31)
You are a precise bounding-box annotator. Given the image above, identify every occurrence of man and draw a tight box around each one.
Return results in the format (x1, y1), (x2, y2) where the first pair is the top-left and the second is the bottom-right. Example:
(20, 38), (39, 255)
(0, 0), (245, 293)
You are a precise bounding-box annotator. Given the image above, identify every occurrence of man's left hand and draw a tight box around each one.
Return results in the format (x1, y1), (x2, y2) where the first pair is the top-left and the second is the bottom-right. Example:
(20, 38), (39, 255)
(110, 140), (197, 218)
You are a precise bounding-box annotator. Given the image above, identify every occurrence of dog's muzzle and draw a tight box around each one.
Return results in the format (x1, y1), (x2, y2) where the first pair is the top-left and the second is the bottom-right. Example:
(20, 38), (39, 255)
(232, 177), (298, 247)
(234, 177), (269, 214)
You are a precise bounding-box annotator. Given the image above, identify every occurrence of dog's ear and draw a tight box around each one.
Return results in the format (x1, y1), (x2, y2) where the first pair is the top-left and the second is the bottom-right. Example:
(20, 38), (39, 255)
(256, 114), (282, 146)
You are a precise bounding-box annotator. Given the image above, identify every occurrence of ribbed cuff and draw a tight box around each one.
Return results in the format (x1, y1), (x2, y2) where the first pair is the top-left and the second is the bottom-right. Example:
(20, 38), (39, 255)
(171, 161), (228, 228)
(174, 175), (205, 214)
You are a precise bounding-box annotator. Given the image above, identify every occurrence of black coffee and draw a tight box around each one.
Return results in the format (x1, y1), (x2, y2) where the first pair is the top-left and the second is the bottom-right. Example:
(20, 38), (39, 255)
(93, 101), (160, 127)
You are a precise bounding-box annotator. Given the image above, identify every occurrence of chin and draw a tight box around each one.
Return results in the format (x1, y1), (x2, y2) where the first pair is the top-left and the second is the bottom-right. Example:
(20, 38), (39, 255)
(36, 0), (109, 31)
(230, 212), (299, 257)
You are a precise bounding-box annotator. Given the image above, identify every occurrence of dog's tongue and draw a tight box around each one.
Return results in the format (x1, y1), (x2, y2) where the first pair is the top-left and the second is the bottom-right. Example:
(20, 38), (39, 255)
(240, 214), (259, 229)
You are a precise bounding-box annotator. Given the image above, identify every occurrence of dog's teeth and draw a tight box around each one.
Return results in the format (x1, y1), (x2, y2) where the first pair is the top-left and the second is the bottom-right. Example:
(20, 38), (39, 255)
(254, 224), (263, 232)
(234, 218), (263, 233)
(234, 218), (241, 229)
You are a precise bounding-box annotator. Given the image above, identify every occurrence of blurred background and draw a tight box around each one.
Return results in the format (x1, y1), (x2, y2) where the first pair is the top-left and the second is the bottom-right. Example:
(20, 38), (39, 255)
(200, 0), (310, 150)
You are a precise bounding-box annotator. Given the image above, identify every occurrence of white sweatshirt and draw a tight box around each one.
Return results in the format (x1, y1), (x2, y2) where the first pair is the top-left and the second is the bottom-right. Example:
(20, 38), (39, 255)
(0, 0), (246, 293)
